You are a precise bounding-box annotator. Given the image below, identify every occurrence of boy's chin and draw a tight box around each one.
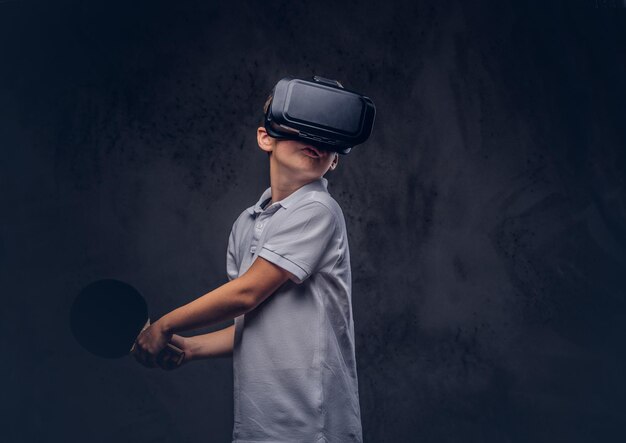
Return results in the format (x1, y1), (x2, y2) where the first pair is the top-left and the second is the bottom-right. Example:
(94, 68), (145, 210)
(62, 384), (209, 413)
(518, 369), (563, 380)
(282, 165), (324, 180)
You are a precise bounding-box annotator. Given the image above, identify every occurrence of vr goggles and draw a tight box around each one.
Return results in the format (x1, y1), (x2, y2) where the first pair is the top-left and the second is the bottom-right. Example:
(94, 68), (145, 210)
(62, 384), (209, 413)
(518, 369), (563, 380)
(264, 75), (376, 155)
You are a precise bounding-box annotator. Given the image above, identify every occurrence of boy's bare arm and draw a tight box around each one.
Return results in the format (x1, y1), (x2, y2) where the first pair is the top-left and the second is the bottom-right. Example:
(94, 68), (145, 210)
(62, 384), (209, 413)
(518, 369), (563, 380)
(158, 257), (293, 336)
(176, 324), (235, 359)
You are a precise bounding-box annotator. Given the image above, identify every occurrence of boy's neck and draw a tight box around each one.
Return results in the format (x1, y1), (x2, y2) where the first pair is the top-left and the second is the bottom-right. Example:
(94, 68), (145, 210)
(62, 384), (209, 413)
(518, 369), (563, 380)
(268, 175), (322, 207)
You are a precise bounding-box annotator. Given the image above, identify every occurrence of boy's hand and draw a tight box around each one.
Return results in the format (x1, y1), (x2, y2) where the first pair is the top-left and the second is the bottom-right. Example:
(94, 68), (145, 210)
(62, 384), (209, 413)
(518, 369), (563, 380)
(131, 320), (172, 368)
(156, 334), (191, 370)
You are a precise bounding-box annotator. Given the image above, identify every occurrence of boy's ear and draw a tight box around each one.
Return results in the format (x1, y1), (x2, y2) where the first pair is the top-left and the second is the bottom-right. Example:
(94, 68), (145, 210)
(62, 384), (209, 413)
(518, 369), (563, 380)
(257, 127), (274, 154)
(329, 153), (339, 170)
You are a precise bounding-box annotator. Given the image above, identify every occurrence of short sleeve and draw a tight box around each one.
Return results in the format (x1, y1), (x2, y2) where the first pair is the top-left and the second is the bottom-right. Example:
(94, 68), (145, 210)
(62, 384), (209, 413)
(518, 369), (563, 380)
(258, 201), (338, 284)
(226, 226), (239, 282)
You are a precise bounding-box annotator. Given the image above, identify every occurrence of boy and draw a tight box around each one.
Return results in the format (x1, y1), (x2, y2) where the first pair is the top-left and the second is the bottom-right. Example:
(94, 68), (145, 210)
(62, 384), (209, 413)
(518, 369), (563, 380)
(132, 76), (375, 442)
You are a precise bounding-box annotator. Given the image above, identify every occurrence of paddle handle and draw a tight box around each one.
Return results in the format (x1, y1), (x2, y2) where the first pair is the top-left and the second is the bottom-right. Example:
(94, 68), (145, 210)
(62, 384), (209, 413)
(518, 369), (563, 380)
(131, 319), (185, 367)
(164, 343), (185, 366)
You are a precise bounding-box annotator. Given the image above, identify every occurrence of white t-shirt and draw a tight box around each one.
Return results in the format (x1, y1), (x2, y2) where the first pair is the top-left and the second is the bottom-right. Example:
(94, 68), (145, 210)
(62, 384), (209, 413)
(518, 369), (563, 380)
(226, 177), (363, 443)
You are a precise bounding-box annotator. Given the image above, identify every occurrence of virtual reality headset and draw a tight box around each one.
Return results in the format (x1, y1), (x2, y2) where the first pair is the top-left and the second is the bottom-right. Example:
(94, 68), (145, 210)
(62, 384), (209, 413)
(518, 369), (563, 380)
(264, 75), (376, 155)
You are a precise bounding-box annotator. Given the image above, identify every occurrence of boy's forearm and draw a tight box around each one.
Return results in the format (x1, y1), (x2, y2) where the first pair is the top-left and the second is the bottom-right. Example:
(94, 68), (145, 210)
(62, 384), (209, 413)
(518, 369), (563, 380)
(159, 279), (252, 335)
(186, 325), (235, 359)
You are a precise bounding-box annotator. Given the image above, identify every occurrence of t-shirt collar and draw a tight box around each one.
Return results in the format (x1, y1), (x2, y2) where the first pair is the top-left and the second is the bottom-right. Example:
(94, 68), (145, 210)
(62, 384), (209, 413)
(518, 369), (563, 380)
(246, 177), (329, 215)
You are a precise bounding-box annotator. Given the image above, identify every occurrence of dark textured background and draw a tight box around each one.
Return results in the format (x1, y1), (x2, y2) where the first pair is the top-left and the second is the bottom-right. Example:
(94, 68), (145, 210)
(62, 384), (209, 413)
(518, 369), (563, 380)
(2, 0), (626, 442)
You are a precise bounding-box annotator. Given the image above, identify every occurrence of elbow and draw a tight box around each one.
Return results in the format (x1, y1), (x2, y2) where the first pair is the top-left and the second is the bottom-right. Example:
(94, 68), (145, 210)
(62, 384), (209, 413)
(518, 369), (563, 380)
(232, 278), (262, 312)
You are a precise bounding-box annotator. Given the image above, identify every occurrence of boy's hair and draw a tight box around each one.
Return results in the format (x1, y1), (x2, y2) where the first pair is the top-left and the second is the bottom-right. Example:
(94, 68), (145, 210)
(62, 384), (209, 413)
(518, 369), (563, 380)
(262, 92), (273, 157)
(262, 92), (273, 125)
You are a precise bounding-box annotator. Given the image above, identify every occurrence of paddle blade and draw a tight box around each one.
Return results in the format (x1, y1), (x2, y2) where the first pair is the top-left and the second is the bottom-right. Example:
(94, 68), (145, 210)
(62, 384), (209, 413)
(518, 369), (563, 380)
(70, 279), (148, 359)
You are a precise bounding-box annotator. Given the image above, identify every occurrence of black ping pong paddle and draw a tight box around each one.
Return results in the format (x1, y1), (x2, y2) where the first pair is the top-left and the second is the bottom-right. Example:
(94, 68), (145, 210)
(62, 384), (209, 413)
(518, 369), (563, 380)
(70, 278), (184, 366)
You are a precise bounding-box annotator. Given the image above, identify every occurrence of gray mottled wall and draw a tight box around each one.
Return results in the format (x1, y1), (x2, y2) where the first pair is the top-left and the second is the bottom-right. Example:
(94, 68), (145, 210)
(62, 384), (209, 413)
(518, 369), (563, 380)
(2, 0), (625, 442)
